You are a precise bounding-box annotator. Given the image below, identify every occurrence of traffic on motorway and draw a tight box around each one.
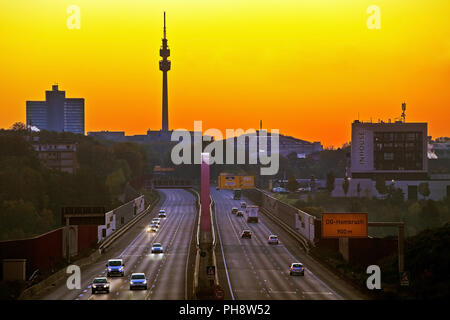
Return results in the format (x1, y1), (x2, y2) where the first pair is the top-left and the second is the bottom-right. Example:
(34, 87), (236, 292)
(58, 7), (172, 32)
(91, 209), (168, 296)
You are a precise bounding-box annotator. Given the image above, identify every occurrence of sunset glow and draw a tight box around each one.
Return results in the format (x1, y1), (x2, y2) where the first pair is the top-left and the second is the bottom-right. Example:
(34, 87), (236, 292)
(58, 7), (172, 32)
(0, 0), (449, 147)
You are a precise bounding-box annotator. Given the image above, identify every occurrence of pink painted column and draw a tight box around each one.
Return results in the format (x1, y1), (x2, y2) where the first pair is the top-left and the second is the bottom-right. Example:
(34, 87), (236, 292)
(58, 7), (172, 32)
(200, 153), (211, 233)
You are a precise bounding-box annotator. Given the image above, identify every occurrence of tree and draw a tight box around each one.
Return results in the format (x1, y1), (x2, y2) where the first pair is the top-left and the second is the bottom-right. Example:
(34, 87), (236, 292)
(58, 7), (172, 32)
(386, 184), (405, 204)
(326, 171), (335, 193)
(420, 200), (441, 229)
(342, 176), (350, 197)
(418, 182), (431, 199)
(10, 122), (27, 131)
(286, 174), (299, 192)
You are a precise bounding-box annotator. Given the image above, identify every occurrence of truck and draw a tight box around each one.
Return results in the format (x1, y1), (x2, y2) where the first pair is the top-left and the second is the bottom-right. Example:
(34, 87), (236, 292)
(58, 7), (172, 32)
(245, 205), (259, 223)
(233, 189), (241, 200)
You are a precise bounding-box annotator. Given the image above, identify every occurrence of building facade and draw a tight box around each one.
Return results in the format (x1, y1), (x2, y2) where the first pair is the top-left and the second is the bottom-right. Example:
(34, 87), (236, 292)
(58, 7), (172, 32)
(351, 121), (428, 180)
(330, 120), (450, 201)
(32, 143), (78, 174)
(26, 85), (85, 134)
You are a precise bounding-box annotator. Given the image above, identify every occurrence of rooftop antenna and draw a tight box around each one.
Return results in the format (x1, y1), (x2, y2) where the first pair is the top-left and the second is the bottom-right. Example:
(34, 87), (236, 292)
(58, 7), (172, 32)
(401, 102), (406, 122)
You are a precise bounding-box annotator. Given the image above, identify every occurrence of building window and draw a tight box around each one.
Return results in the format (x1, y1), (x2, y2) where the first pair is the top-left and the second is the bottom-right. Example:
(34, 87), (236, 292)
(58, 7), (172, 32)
(384, 152), (394, 160)
(374, 131), (423, 170)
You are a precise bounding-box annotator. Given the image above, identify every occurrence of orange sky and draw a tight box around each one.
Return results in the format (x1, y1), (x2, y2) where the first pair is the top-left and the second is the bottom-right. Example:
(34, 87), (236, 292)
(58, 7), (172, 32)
(0, 0), (449, 147)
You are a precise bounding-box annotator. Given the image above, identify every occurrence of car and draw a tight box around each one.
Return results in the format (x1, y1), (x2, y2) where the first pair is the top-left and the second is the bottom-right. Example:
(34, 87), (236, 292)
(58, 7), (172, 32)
(152, 218), (160, 225)
(151, 243), (164, 253)
(241, 202), (247, 209)
(272, 187), (287, 193)
(91, 277), (110, 294)
(236, 211), (243, 217)
(158, 209), (166, 218)
(231, 207), (238, 214)
(289, 263), (305, 276)
(268, 235), (279, 245)
(129, 273), (147, 290)
(216, 186), (220, 190)
(241, 230), (252, 239)
(106, 259), (125, 277)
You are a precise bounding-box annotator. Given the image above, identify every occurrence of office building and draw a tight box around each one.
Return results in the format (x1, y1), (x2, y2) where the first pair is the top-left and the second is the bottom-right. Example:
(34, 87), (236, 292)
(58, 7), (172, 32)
(351, 120), (428, 180)
(330, 117), (449, 201)
(26, 85), (85, 134)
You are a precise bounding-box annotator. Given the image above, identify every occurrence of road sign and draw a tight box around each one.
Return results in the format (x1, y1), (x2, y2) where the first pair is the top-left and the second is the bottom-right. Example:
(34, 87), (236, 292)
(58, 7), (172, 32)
(321, 212), (368, 238)
(61, 206), (106, 225)
(206, 266), (215, 280)
(400, 271), (409, 286)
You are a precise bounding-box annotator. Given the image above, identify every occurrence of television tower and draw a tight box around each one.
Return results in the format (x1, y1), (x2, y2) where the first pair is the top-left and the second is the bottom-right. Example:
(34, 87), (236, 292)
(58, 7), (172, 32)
(159, 12), (171, 132)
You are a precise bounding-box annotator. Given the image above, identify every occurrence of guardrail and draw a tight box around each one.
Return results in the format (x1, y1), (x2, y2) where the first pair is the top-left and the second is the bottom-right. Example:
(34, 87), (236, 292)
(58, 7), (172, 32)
(98, 192), (161, 253)
(191, 189), (219, 298)
(190, 188), (201, 297)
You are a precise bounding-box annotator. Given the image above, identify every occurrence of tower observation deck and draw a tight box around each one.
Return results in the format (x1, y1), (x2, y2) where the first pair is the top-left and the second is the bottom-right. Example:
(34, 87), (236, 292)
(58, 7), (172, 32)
(159, 12), (171, 132)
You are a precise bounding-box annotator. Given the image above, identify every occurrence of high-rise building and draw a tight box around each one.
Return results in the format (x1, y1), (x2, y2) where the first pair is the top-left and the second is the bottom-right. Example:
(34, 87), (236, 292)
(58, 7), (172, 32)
(26, 85), (85, 134)
(159, 12), (171, 132)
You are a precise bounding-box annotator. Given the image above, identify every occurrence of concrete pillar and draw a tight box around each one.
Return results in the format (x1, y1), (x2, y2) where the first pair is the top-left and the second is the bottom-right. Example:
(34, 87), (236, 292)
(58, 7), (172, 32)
(339, 238), (350, 262)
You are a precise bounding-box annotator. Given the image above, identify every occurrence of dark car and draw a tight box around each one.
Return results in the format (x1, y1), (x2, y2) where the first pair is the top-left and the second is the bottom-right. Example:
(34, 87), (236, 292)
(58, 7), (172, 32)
(289, 263), (305, 276)
(91, 277), (110, 294)
(231, 207), (238, 214)
(236, 211), (244, 217)
(241, 202), (247, 209)
(241, 230), (252, 239)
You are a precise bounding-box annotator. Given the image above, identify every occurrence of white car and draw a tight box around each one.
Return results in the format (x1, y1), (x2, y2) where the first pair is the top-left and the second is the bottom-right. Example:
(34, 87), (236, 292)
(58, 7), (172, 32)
(152, 218), (160, 225)
(158, 209), (166, 218)
(151, 243), (164, 254)
(268, 235), (279, 245)
(129, 273), (147, 290)
(146, 223), (158, 233)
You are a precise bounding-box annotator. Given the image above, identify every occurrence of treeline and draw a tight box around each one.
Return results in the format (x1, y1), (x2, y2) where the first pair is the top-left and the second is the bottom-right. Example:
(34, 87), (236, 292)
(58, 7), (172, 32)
(0, 125), (149, 241)
(271, 190), (450, 237)
(379, 223), (450, 299)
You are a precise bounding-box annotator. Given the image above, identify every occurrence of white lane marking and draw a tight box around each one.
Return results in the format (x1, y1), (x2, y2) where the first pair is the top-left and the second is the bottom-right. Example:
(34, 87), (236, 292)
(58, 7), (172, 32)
(251, 203), (344, 300)
(213, 190), (235, 300)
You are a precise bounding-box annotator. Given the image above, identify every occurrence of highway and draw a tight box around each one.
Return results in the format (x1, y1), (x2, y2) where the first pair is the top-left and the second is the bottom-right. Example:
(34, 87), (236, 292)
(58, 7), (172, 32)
(34, 189), (196, 300)
(212, 188), (367, 300)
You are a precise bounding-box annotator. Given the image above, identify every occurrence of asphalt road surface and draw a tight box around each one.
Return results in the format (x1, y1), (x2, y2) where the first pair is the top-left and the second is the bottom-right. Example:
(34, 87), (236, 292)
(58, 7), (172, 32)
(35, 189), (196, 300)
(212, 188), (367, 300)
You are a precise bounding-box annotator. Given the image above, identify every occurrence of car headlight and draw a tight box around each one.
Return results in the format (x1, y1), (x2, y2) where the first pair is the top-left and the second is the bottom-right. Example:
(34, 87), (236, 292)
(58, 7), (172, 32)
(119, 266), (123, 270)
(105, 283), (109, 287)
(92, 284), (97, 288)
(107, 267), (112, 271)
